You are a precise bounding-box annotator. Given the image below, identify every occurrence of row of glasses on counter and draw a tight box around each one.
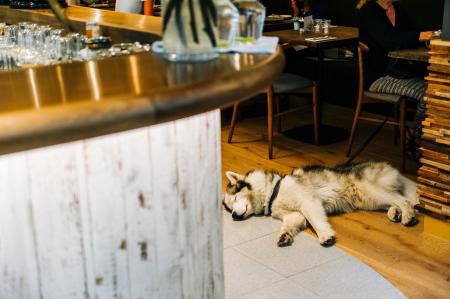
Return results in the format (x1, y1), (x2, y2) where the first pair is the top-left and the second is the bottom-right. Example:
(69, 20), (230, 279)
(0, 22), (151, 70)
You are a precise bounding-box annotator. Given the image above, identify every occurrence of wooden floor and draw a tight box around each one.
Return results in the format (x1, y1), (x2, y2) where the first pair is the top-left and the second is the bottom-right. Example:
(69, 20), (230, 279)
(220, 102), (450, 299)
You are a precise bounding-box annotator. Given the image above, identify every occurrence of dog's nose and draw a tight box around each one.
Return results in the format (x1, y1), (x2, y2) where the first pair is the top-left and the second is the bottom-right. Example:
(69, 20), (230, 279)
(232, 212), (244, 220)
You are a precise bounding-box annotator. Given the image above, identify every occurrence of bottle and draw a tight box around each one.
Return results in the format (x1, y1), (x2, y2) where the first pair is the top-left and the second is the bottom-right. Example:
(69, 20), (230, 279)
(86, 21), (101, 39)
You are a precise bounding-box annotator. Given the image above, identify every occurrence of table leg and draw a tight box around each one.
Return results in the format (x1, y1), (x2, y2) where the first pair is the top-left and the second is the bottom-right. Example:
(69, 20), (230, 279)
(282, 47), (349, 145)
(316, 48), (324, 143)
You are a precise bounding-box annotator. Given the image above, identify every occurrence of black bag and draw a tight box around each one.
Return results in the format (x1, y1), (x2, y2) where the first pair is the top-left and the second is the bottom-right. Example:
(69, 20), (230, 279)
(386, 58), (425, 79)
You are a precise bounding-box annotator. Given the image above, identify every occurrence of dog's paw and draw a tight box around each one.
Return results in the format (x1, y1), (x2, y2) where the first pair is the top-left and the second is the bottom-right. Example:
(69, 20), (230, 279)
(403, 216), (418, 226)
(387, 206), (401, 223)
(318, 229), (336, 247)
(320, 235), (336, 247)
(277, 232), (293, 247)
(401, 212), (418, 226)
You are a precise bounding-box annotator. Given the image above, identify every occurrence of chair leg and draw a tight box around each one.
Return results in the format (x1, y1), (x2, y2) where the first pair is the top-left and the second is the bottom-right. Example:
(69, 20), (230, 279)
(275, 95), (282, 133)
(346, 91), (364, 157)
(228, 102), (239, 143)
(312, 84), (319, 146)
(399, 99), (406, 173)
(393, 107), (399, 145)
(267, 87), (274, 159)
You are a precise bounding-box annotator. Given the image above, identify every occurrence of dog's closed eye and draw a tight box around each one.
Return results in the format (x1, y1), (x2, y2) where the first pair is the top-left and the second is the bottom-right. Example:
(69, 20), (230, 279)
(222, 202), (232, 213)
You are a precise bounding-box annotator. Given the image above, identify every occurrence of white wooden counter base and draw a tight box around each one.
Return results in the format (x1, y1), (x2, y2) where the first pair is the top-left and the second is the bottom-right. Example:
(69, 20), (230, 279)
(0, 110), (223, 299)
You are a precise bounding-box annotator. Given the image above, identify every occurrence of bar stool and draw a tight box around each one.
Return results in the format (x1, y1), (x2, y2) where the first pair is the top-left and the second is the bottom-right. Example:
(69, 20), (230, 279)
(228, 73), (318, 159)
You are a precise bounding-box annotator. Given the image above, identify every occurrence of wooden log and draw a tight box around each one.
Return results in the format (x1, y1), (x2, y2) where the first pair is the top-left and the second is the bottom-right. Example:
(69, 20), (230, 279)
(419, 147), (450, 164)
(424, 97), (450, 109)
(428, 64), (450, 74)
(417, 184), (450, 203)
(418, 167), (450, 186)
(418, 196), (450, 218)
(417, 176), (450, 191)
(420, 157), (450, 171)
(420, 141), (450, 154)
(429, 58), (450, 66)
(425, 75), (450, 84)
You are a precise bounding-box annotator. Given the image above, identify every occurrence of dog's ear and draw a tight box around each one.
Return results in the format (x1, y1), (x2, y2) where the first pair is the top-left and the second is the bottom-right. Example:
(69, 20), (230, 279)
(225, 171), (244, 185)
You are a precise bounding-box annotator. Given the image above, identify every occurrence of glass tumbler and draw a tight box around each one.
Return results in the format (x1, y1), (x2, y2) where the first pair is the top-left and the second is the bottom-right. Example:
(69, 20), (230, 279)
(66, 33), (85, 59)
(313, 19), (322, 33)
(55, 36), (69, 60)
(233, 0), (266, 43)
(3, 25), (18, 46)
(46, 29), (64, 60)
(216, 0), (240, 48)
(321, 20), (331, 35)
(0, 23), (6, 36)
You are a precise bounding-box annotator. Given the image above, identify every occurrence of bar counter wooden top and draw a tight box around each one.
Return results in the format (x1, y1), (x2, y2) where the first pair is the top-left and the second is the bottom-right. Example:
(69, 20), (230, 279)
(0, 5), (162, 42)
(0, 48), (285, 155)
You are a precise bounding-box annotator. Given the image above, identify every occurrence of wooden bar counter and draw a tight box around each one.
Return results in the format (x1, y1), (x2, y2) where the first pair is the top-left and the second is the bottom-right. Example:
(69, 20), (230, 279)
(0, 7), (285, 299)
(0, 4), (162, 42)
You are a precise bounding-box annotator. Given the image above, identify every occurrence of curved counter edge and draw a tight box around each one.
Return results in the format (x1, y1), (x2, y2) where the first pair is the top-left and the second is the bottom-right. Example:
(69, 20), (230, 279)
(0, 48), (285, 156)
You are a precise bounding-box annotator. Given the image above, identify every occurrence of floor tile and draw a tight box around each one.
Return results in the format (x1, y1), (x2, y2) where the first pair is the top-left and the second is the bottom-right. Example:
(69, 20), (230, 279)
(224, 248), (284, 299)
(289, 255), (405, 299)
(222, 209), (281, 248)
(235, 232), (344, 277)
(236, 279), (321, 299)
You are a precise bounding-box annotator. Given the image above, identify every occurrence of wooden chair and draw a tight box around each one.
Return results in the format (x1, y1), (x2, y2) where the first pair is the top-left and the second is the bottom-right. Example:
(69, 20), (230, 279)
(228, 73), (318, 159)
(346, 42), (407, 172)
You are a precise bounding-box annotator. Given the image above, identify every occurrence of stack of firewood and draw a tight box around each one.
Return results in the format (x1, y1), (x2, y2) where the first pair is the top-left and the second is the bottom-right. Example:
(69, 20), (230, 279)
(417, 39), (450, 219)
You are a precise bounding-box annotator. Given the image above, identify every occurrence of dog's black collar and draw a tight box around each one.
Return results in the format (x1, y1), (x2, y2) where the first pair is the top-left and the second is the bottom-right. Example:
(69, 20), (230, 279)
(264, 177), (282, 216)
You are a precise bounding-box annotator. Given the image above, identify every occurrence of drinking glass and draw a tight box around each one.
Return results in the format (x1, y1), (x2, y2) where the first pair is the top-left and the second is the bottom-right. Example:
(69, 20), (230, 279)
(66, 33), (86, 59)
(233, 0), (266, 43)
(0, 47), (20, 70)
(4, 25), (18, 45)
(313, 19), (322, 33)
(321, 20), (331, 34)
(216, 0), (240, 48)
(0, 23), (6, 36)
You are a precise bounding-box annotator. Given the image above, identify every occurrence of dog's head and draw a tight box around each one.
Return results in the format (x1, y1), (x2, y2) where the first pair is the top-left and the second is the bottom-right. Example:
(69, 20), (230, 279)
(223, 170), (280, 220)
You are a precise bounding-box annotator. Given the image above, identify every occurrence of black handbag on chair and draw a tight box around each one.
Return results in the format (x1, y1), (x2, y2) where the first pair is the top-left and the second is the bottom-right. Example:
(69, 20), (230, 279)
(386, 57), (426, 79)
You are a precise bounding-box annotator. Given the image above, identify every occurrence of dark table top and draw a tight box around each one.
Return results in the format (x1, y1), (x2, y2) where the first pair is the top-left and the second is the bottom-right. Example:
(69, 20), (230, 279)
(264, 19), (293, 32)
(265, 26), (359, 49)
(388, 47), (429, 62)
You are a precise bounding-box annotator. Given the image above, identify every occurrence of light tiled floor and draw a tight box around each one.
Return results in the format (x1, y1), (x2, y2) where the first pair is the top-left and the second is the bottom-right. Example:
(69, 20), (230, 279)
(222, 210), (406, 299)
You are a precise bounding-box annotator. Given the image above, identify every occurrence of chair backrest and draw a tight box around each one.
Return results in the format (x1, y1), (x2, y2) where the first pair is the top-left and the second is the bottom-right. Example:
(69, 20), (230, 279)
(358, 42), (369, 96)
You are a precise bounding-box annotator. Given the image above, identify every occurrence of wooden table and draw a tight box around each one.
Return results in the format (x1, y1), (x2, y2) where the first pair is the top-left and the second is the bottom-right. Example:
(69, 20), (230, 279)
(0, 7), (285, 299)
(388, 47), (429, 62)
(265, 26), (359, 144)
(264, 19), (293, 32)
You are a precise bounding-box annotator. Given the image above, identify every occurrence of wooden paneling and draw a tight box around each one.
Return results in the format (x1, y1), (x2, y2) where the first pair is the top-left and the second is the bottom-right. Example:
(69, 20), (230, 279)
(0, 110), (224, 298)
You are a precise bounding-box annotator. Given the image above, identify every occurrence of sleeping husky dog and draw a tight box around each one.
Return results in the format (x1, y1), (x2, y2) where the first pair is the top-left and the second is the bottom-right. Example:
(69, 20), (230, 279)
(223, 162), (418, 247)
